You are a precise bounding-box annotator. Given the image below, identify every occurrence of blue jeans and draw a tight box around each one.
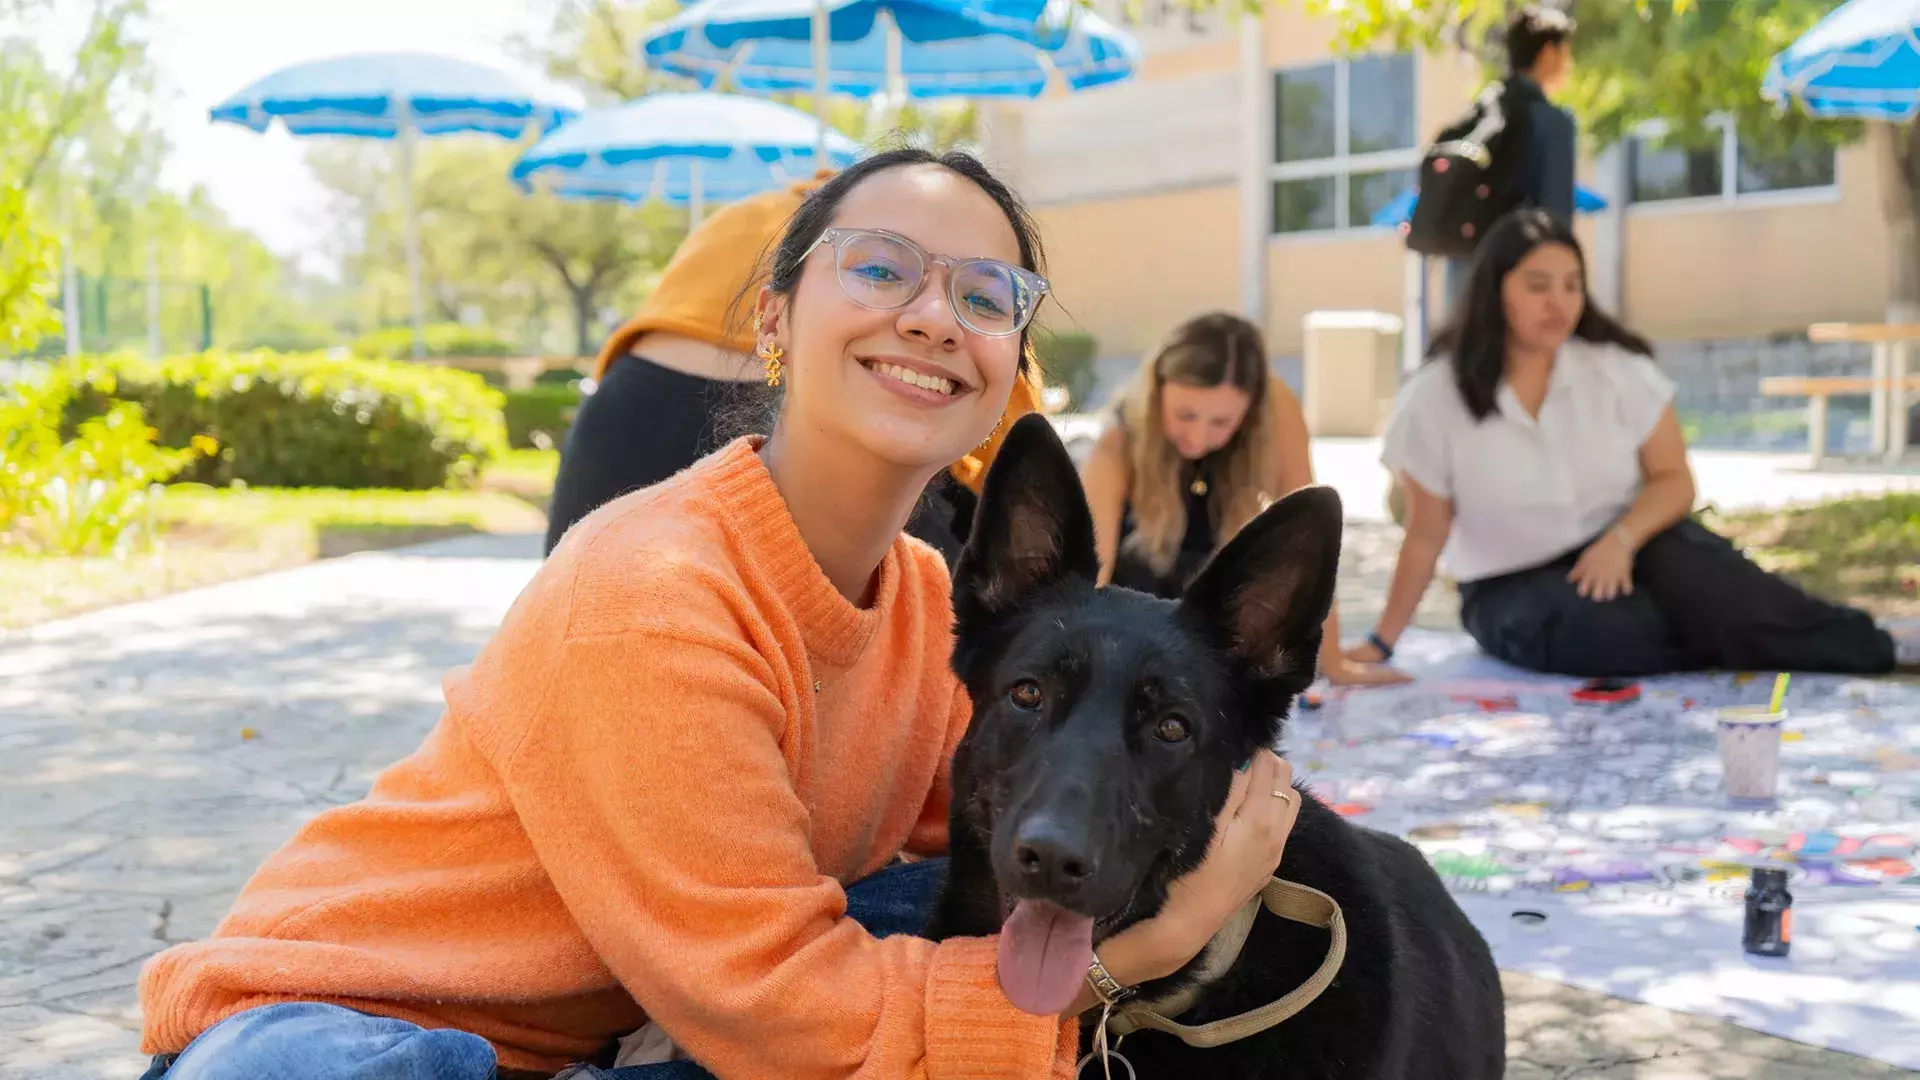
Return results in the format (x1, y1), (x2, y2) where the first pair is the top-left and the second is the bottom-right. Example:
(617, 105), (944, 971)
(140, 858), (948, 1080)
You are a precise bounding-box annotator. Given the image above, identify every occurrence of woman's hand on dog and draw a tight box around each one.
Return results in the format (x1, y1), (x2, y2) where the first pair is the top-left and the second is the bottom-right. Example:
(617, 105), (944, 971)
(1083, 750), (1300, 1002)
(1178, 750), (1299, 931)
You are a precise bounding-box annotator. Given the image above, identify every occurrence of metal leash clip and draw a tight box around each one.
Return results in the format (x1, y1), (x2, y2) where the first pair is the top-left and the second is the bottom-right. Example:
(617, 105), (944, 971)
(1074, 999), (1137, 1080)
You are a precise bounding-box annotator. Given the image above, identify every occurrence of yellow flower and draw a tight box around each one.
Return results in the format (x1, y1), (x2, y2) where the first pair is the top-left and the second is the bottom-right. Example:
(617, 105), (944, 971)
(190, 434), (219, 456)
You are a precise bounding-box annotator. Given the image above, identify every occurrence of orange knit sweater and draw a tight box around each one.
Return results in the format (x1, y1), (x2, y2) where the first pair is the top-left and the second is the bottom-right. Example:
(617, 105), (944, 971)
(138, 438), (1077, 1078)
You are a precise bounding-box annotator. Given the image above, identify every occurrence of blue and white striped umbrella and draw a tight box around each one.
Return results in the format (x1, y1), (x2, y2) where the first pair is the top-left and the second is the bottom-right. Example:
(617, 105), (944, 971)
(512, 93), (862, 224)
(641, 0), (1136, 104)
(211, 52), (576, 358)
(651, 0), (1049, 52)
(1763, 0), (1920, 120)
(1369, 184), (1608, 230)
(210, 52), (575, 140)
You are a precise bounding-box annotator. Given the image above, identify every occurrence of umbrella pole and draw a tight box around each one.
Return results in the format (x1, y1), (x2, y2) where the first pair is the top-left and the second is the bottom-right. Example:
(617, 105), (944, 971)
(399, 121), (426, 361)
(885, 9), (904, 128)
(689, 159), (705, 229)
(812, 0), (829, 164)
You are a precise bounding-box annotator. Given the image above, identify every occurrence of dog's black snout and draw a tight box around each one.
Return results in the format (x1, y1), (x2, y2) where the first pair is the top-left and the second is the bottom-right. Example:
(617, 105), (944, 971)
(1011, 815), (1096, 898)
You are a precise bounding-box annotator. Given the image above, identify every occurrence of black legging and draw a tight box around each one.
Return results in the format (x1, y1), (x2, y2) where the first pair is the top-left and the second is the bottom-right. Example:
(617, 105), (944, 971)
(1457, 519), (1895, 677)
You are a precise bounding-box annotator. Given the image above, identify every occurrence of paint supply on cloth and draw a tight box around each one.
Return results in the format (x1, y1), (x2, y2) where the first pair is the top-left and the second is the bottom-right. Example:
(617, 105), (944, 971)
(1768, 672), (1791, 715)
(1743, 866), (1793, 958)
(1715, 704), (1785, 805)
(1571, 678), (1641, 705)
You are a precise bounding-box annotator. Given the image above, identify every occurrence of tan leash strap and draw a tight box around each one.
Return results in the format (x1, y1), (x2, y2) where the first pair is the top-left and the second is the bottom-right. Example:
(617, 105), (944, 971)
(1104, 878), (1347, 1048)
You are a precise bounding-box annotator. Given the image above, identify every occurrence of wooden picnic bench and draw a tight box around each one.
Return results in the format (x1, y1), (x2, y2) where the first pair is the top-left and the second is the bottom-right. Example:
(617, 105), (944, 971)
(1757, 323), (1920, 465)
(1759, 374), (1920, 466)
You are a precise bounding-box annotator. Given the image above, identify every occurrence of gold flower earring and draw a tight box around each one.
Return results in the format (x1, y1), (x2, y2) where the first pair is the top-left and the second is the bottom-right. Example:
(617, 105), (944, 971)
(753, 312), (785, 388)
(758, 339), (785, 388)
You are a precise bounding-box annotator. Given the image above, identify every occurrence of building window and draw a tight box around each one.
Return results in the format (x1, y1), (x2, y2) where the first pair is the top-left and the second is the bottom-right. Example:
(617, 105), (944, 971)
(1628, 142), (1721, 203)
(1270, 53), (1418, 234)
(1737, 138), (1837, 195)
(1628, 125), (1836, 205)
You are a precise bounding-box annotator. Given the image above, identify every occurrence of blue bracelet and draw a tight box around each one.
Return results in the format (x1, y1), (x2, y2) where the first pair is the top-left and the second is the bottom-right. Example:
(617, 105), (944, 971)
(1366, 631), (1395, 661)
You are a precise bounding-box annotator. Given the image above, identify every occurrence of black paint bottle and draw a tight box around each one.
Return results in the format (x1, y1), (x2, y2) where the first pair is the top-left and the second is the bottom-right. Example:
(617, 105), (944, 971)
(1743, 866), (1793, 958)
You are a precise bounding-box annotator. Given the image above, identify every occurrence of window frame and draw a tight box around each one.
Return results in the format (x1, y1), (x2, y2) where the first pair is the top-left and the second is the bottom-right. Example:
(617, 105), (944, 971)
(1267, 52), (1422, 238)
(1625, 117), (1841, 214)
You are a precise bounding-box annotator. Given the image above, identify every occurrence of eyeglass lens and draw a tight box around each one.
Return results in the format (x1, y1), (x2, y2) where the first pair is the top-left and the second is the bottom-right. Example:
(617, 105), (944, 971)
(831, 231), (1033, 336)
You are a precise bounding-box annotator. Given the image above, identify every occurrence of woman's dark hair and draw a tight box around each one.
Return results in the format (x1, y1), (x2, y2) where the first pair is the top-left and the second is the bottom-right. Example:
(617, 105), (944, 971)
(763, 146), (1044, 376)
(1506, 6), (1574, 73)
(1427, 207), (1652, 421)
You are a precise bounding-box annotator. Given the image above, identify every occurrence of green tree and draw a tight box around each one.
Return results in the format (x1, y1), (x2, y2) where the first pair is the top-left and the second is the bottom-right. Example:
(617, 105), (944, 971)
(0, 0), (149, 353)
(0, 0), (151, 193)
(523, 0), (687, 104)
(4, 0), (336, 353)
(306, 0), (698, 357)
(310, 138), (684, 358)
(1305, 1), (1920, 314)
(0, 185), (59, 352)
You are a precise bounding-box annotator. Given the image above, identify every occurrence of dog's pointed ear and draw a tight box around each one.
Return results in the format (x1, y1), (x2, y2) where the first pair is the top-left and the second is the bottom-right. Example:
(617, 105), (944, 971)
(954, 413), (1099, 616)
(1177, 485), (1342, 688)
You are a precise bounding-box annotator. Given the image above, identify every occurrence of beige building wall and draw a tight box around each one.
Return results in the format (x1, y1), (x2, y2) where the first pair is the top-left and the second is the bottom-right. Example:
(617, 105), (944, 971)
(1033, 185), (1240, 356)
(991, 5), (1886, 363)
(1621, 143), (1889, 339)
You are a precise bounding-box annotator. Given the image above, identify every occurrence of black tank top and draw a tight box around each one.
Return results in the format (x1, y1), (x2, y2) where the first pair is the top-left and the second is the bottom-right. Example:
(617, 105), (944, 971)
(1112, 456), (1218, 599)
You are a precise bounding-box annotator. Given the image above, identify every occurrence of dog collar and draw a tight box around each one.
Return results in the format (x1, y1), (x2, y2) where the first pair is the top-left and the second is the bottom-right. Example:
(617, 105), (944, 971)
(1101, 877), (1348, 1048)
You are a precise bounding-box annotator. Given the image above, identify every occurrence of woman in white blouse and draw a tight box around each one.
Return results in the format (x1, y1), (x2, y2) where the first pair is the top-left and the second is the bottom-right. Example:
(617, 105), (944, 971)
(1357, 209), (1903, 677)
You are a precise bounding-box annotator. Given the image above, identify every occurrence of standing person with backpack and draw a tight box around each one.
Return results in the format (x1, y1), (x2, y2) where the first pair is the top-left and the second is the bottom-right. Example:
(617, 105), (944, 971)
(1408, 6), (1578, 308)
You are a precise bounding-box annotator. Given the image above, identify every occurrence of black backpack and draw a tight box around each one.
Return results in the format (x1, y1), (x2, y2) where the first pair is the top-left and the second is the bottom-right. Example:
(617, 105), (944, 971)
(1405, 78), (1534, 260)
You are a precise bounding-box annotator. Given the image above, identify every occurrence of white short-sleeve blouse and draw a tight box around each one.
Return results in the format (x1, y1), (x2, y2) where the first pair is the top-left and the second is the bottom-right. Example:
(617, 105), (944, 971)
(1380, 339), (1676, 583)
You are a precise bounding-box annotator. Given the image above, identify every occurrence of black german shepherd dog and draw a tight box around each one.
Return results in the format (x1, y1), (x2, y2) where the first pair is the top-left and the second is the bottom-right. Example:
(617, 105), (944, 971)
(927, 415), (1504, 1078)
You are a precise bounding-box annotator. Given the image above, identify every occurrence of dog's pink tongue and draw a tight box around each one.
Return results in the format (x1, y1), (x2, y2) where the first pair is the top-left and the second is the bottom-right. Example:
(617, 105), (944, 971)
(996, 900), (1097, 1015)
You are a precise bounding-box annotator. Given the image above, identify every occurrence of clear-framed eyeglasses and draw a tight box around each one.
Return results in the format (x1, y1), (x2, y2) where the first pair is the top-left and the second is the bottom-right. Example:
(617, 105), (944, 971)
(801, 227), (1050, 338)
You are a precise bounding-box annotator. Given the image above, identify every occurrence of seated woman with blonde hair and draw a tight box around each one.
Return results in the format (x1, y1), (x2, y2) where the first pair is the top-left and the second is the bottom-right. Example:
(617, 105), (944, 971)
(1080, 311), (1409, 687)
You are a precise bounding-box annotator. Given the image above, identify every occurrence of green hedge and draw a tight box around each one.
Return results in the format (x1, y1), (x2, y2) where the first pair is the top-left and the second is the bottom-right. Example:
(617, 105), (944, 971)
(1033, 329), (1099, 410)
(352, 323), (515, 361)
(504, 384), (580, 450)
(68, 350), (508, 490)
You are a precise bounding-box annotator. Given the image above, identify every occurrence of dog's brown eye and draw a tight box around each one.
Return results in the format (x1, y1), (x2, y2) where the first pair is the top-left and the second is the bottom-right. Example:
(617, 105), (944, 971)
(1155, 716), (1191, 743)
(1008, 680), (1044, 710)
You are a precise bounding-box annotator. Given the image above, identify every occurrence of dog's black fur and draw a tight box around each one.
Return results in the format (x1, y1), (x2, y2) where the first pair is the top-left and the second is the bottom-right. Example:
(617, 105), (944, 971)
(926, 414), (1504, 1079)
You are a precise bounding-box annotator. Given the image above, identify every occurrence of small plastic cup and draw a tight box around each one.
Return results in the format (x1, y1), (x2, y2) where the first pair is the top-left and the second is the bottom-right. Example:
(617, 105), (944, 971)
(1715, 705), (1785, 806)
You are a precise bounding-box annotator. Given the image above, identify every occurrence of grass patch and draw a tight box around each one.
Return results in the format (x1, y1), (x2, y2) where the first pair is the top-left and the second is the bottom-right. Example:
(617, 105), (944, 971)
(0, 451), (560, 630)
(1709, 494), (1920, 620)
(481, 449), (560, 509)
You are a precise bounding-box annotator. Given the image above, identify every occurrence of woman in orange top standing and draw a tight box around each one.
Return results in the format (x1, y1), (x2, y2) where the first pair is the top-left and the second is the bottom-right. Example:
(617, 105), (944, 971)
(136, 149), (1300, 1080)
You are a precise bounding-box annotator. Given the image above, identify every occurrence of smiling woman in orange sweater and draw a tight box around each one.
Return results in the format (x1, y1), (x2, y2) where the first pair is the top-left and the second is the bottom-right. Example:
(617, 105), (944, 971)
(136, 149), (1299, 1080)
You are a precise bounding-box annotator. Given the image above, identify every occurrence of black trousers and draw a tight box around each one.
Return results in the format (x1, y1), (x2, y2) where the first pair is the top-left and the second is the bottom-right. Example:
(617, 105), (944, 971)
(1457, 519), (1894, 678)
